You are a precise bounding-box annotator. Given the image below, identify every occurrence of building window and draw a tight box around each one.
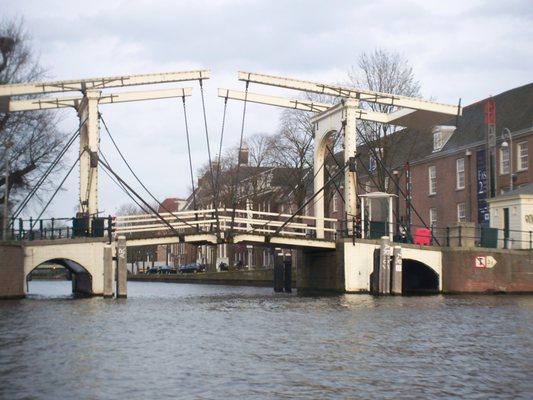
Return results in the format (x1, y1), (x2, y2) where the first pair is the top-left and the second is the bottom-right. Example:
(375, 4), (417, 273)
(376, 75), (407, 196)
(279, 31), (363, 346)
(428, 166), (436, 195)
(518, 141), (528, 171)
(456, 158), (465, 189)
(457, 203), (466, 222)
(429, 208), (437, 227)
(500, 147), (510, 175)
(332, 193), (338, 213)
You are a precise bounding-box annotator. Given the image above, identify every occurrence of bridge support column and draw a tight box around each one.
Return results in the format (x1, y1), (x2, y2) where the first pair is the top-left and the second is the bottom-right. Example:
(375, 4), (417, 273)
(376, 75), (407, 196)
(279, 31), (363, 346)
(391, 246), (402, 295)
(116, 236), (127, 298)
(77, 90), (101, 218)
(379, 236), (392, 294)
(103, 244), (114, 298)
(343, 99), (359, 236)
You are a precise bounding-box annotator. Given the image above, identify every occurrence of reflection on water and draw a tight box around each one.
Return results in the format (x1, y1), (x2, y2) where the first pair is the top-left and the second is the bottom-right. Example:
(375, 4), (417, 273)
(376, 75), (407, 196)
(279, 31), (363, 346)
(1, 281), (532, 399)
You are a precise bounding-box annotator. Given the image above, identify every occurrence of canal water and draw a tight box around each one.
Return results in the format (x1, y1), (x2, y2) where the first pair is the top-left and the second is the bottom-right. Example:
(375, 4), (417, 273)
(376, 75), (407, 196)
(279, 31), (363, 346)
(1, 281), (532, 399)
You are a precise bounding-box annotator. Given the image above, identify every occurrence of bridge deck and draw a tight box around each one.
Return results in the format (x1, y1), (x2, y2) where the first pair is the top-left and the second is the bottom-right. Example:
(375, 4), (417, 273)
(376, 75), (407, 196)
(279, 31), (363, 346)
(115, 208), (338, 249)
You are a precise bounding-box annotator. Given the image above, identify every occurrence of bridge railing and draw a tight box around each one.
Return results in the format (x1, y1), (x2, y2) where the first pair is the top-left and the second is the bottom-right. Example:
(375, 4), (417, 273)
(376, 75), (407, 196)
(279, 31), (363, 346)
(6, 215), (114, 242)
(336, 218), (533, 250)
(114, 208), (338, 240)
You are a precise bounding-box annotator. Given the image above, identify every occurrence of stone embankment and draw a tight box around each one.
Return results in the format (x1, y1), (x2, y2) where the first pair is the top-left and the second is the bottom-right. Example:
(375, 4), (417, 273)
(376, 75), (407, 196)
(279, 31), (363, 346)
(128, 269), (283, 287)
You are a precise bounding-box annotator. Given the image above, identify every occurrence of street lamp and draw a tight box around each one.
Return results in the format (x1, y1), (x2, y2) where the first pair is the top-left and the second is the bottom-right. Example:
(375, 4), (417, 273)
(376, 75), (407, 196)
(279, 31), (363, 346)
(501, 127), (514, 191)
(0, 36), (15, 73)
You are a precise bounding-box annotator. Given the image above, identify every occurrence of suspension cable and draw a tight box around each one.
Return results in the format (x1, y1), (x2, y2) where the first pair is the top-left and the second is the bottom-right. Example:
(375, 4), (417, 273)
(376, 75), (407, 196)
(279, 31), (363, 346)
(198, 80), (221, 237)
(357, 126), (439, 244)
(99, 114), (203, 233)
(99, 150), (151, 215)
(29, 149), (85, 231)
(181, 96), (197, 211)
(274, 163), (348, 235)
(97, 157), (186, 237)
(213, 95), (229, 234)
(228, 80), (250, 235)
(12, 118), (88, 219)
(249, 123), (345, 236)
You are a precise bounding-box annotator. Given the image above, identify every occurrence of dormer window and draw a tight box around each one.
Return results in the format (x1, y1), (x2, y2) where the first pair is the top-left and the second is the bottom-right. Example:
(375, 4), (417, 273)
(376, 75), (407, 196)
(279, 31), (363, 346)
(432, 126), (456, 152)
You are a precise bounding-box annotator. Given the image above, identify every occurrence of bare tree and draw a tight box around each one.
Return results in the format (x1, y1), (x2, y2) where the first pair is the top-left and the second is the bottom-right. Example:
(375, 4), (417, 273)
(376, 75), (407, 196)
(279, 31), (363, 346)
(348, 49), (422, 191)
(0, 18), (65, 219)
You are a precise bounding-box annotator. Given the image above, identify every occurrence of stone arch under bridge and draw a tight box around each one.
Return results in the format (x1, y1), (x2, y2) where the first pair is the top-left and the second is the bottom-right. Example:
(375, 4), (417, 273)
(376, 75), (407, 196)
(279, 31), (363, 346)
(23, 240), (108, 296)
(340, 240), (443, 293)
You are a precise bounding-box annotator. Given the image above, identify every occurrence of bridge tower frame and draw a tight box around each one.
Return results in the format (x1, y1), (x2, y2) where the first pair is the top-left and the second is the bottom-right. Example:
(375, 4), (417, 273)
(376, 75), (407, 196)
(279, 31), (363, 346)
(220, 70), (461, 239)
(0, 70), (209, 219)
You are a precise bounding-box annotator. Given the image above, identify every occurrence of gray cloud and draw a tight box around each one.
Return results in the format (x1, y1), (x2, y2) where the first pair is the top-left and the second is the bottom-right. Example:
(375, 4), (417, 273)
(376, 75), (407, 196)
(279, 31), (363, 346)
(3, 0), (532, 217)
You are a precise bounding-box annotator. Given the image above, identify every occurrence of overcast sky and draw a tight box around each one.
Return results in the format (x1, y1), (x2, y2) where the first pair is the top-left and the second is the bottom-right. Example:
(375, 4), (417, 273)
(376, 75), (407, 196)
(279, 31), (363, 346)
(4, 0), (532, 218)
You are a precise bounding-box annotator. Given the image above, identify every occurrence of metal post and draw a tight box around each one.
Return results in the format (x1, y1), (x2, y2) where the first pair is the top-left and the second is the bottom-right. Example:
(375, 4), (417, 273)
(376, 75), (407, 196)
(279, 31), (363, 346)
(379, 236), (391, 295)
(446, 227), (450, 247)
(2, 140), (12, 241)
(29, 217), (33, 240)
(18, 218), (22, 239)
(107, 215), (112, 243)
(103, 244), (114, 298)
(39, 219), (44, 238)
(458, 225), (462, 247)
(391, 246), (402, 295)
(51, 218), (55, 240)
(116, 235), (127, 298)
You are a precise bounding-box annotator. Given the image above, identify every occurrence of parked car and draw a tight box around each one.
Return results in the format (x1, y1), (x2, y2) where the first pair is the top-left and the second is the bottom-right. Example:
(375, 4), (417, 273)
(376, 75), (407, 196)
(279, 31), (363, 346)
(147, 267), (159, 274)
(179, 263), (200, 273)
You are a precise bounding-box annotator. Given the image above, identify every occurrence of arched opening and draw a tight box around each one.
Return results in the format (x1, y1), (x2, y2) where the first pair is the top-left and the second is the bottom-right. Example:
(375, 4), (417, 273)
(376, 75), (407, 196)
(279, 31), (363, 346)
(402, 259), (439, 294)
(27, 258), (93, 297)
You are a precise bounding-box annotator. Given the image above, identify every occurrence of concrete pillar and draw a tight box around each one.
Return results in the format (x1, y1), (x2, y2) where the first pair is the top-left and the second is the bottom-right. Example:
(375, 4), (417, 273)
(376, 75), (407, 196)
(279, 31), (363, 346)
(77, 90), (101, 217)
(379, 236), (391, 294)
(103, 244), (113, 298)
(343, 99), (359, 236)
(116, 236), (127, 298)
(391, 246), (402, 295)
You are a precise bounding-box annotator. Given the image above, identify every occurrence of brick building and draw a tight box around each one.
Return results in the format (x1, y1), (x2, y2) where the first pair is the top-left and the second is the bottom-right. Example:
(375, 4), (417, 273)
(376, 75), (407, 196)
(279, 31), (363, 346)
(332, 83), (533, 241)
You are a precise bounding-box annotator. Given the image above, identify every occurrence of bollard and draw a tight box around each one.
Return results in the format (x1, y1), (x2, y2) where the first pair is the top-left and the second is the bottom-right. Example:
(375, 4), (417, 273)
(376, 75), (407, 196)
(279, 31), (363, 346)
(283, 260), (292, 293)
(379, 236), (391, 295)
(391, 246), (402, 295)
(103, 245), (114, 298)
(116, 236), (127, 298)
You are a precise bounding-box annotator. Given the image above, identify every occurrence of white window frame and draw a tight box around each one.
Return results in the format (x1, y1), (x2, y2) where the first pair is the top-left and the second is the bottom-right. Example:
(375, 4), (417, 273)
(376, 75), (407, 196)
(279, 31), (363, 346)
(456, 158), (465, 189)
(428, 166), (437, 195)
(500, 147), (510, 175)
(457, 203), (466, 222)
(429, 208), (437, 227)
(332, 192), (338, 213)
(517, 141), (528, 171)
(433, 131), (443, 152)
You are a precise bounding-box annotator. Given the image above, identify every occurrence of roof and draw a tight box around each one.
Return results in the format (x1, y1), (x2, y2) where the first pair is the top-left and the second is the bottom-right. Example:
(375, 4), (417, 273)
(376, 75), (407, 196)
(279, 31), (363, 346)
(356, 82), (533, 172)
(488, 183), (533, 202)
(157, 197), (186, 213)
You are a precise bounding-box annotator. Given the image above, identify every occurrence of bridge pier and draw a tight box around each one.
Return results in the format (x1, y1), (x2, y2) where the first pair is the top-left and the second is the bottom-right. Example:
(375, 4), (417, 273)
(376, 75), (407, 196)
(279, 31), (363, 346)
(103, 245), (114, 298)
(116, 236), (127, 298)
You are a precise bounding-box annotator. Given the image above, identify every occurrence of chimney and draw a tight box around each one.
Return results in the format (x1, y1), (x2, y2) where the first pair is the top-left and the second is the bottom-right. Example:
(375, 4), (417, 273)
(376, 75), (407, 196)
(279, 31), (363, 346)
(238, 148), (249, 165)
